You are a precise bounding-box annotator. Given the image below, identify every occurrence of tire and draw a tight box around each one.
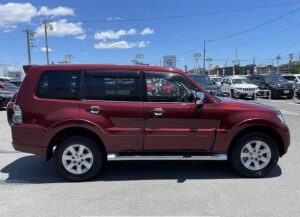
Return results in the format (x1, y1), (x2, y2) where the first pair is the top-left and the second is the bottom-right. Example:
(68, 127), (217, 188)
(230, 89), (235, 98)
(230, 132), (279, 178)
(54, 136), (104, 181)
(287, 93), (293, 99)
(251, 94), (255, 100)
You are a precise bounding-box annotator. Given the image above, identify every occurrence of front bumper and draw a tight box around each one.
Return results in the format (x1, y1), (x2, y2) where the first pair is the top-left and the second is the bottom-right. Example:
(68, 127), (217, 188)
(271, 88), (293, 97)
(0, 96), (11, 108)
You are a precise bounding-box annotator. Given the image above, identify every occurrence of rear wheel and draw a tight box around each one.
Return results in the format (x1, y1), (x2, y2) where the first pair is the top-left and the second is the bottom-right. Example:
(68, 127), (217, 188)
(230, 132), (279, 177)
(54, 136), (104, 181)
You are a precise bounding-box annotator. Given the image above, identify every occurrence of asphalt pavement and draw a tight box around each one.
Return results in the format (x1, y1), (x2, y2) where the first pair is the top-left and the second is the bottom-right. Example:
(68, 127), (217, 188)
(0, 99), (299, 217)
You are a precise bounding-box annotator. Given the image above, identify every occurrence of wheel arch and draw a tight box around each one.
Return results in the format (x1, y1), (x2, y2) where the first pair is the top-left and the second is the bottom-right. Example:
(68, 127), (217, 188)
(46, 127), (107, 161)
(228, 125), (285, 157)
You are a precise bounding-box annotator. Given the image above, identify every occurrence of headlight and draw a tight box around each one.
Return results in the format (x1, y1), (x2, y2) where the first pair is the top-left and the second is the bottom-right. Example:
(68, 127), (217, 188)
(277, 113), (285, 124)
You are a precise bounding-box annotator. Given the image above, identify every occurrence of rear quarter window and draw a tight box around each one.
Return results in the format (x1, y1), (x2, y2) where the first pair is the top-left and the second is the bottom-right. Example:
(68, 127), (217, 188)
(36, 70), (81, 100)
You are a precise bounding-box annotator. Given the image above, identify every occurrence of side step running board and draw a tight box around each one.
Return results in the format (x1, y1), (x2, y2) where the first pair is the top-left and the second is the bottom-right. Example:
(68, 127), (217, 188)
(107, 153), (227, 161)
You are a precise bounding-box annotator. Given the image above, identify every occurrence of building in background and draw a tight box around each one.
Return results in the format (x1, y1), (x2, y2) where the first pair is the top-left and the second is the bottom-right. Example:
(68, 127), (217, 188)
(279, 61), (300, 74)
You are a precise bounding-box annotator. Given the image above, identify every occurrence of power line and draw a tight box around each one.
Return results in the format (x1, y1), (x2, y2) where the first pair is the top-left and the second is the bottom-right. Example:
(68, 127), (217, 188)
(68, 1), (300, 23)
(208, 7), (300, 42)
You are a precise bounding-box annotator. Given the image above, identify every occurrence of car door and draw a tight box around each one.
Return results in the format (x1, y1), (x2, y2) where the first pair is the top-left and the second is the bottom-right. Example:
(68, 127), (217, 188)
(142, 71), (218, 151)
(79, 70), (144, 152)
(221, 78), (230, 93)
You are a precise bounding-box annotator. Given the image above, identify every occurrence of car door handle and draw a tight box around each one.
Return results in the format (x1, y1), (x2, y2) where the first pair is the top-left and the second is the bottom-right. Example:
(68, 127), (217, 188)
(152, 108), (165, 117)
(87, 106), (101, 114)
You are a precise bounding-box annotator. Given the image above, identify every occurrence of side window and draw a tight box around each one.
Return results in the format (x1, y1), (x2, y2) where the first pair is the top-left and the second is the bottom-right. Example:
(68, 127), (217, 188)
(83, 71), (142, 101)
(36, 70), (81, 100)
(145, 71), (196, 102)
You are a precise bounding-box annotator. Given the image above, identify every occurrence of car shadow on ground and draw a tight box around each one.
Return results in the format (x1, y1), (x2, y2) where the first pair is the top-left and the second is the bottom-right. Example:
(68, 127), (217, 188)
(0, 155), (282, 184)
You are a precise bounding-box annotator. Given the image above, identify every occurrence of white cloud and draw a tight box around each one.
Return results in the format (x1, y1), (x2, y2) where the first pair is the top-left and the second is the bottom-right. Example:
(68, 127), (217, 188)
(35, 19), (84, 37)
(76, 34), (86, 40)
(94, 29), (137, 41)
(141, 27), (154, 35)
(40, 47), (53, 52)
(37, 6), (74, 17)
(106, 16), (121, 21)
(0, 3), (37, 30)
(94, 40), (150, 49)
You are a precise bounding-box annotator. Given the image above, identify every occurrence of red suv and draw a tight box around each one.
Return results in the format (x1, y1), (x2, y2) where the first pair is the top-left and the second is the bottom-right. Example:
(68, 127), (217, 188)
(7, 65), (290, 181)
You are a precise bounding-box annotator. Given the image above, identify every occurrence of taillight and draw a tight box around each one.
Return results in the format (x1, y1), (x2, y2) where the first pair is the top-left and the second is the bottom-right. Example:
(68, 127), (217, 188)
(13, 105), (22, 124)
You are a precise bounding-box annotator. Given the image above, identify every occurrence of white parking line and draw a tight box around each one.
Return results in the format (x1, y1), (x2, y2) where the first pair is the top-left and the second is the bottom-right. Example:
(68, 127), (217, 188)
(270, 100), (300, 105)
(280, 110), (299, 116)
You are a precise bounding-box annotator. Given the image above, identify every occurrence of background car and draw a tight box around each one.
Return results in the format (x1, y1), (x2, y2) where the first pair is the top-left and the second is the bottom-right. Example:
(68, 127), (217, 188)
(281, 74), (300, 89)
(248, 74), (294, 99)
(221, 75), (258, 99)
(209, 76), (223, 87)
(0, 82), (18, 108)
(6, 80), (22, 87)
(190, 74), (223, 96)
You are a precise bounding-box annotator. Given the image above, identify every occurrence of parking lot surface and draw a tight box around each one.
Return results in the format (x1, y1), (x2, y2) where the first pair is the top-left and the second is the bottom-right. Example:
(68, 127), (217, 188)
(0, 99), (299, 217)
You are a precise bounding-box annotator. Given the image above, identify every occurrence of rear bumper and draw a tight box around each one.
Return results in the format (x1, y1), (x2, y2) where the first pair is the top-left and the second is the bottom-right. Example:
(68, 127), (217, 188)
(11, 123), (48, 159)
(12, 141), (47, 158)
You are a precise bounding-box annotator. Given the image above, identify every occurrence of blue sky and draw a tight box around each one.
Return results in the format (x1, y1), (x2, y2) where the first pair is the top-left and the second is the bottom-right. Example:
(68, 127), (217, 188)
(1, 0), (300, 70)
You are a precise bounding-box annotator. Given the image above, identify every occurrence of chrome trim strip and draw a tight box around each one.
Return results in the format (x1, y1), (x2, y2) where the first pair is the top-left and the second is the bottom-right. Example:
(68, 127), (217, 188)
(107, 153), (227, 161)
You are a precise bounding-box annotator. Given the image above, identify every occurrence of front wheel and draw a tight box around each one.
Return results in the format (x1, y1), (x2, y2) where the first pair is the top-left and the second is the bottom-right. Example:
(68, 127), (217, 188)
(230, 133), (279, 178)
(54, 136), (104, 181)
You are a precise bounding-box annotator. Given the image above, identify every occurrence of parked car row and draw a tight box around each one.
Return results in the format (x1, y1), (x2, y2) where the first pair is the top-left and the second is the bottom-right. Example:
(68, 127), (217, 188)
(0, 82), (19, 108)
(189, 73), (299, 100)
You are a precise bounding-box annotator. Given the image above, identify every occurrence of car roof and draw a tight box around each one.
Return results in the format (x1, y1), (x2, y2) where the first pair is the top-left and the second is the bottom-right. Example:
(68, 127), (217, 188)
(24, 64), (184, 75)
(226, 75), (247, 79)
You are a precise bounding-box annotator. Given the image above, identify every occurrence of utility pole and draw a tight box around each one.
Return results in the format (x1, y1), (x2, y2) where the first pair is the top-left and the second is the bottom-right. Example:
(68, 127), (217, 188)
(235, 49), (238, 65)
(23, 28), (36, 65)
(276, 54), (281, 73)
(289, 53), (294, 63)
(193, 52), (201, 73)
(252, 57), (256, 65)
(42, 17), (53, 64)
(206, 57), (213, 75)
(203, 40), (206, 74)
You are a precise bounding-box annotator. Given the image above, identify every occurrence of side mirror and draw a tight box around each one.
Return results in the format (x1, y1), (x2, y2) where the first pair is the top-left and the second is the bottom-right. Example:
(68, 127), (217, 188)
(295, 79), (298, 83)
(194, 92), (205, 106)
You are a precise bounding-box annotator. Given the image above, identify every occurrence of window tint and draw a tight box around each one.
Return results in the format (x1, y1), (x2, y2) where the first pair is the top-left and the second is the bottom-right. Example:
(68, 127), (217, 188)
(36, 70), (81, 100)
(145, 71), (196, 102)
(282, 75), (295, 81)
(249, 76), (260, 83)
(84, 71), (142, 101)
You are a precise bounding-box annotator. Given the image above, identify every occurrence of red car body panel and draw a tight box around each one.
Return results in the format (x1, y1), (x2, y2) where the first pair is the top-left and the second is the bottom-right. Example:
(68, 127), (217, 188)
(8, 64), (290, 160)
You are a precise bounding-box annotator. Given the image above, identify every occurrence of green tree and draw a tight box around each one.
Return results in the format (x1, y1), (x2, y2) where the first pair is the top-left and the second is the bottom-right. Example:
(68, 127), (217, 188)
(234, 64), (242, 75)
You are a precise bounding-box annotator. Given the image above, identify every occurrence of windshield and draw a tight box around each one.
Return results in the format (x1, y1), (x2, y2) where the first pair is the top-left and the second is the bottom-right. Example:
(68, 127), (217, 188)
(263, 74), (286, 83)
(232, 78), (252, 84)
(190, 75), (214, 85)
(211, 77), (222, 82)
(2, 82), (19, 91)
